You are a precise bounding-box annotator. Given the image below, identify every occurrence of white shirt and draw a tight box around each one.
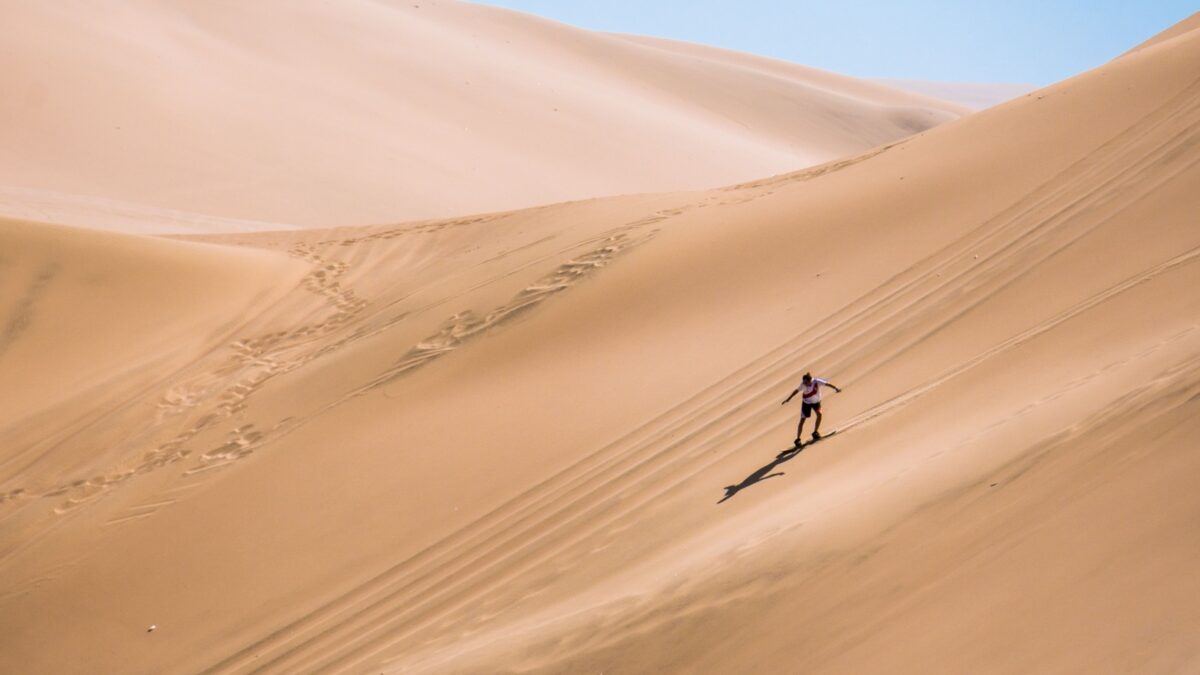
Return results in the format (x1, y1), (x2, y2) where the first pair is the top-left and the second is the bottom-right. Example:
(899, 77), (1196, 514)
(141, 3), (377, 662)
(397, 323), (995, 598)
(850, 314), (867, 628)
(800, 378), (829, 404)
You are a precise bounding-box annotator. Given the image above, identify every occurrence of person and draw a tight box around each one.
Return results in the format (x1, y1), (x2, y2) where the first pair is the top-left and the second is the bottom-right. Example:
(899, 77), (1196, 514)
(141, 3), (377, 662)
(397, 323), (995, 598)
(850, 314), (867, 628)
(781, 372), (842, 447)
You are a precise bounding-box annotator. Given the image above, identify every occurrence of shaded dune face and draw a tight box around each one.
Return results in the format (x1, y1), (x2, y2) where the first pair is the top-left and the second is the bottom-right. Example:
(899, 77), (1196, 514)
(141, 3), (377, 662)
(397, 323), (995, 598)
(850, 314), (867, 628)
(0, 1), (966, 231)
(2, 11), (1200, 675)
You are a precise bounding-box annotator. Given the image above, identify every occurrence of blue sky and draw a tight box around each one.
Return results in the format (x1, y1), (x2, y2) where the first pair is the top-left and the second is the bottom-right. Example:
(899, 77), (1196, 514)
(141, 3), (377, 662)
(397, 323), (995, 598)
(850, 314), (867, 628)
(473, 1), (1196, 85)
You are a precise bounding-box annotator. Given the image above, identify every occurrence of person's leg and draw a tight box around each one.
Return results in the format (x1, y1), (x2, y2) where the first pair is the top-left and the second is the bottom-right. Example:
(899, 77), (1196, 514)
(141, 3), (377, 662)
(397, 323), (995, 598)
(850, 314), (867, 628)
(813, 409), (822, 435)
(795, 403), (809, 445)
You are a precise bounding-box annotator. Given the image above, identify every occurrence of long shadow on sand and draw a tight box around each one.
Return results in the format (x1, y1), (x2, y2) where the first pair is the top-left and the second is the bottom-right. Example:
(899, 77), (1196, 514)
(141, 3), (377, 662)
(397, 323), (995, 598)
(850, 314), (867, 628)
(718, 445), (806, 504)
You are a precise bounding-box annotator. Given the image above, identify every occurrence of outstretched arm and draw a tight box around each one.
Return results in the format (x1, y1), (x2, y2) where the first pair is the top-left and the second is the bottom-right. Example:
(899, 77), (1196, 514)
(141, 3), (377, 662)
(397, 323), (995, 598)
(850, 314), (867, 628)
(781, 389), (799, 404)
(826, 382), (843, 393)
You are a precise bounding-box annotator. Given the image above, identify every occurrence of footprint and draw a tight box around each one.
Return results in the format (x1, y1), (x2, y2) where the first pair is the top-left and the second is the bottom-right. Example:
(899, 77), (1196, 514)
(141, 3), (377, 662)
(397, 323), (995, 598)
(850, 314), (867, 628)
(360, 229), (656, 391)
(183, 424), (268, 476)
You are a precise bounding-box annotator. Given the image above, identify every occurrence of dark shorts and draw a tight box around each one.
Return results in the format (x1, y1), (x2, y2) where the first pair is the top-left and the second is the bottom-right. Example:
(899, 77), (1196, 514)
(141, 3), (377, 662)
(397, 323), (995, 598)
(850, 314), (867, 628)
(801, 401), (821, 418)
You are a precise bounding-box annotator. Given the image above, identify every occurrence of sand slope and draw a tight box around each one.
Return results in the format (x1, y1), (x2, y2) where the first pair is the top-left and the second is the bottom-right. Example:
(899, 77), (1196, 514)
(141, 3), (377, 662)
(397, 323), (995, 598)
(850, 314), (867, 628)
(0, 217), (306, 524)
(0, 0), (965, 230)
(2, 12), (1199, 675)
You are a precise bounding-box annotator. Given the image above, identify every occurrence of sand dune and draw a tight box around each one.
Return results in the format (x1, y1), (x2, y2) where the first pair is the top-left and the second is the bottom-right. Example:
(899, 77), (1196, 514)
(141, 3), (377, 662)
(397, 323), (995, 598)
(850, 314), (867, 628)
(0, 0), (965, 230)
(875, 79), (1035, 109)
(2, 10), (1199, 675)
(0, 216), (306, 514)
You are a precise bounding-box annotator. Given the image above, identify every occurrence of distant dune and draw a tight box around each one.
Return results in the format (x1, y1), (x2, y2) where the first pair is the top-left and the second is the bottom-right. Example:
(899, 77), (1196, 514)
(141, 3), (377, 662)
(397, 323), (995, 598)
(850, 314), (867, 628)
(875, 79), (1035, 109)
(0, 0), (965, 231)
(2, 8), (1199, 675)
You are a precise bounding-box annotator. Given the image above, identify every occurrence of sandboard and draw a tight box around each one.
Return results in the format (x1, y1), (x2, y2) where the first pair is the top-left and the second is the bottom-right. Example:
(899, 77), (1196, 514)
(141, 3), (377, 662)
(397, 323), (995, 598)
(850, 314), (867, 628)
(777, 430), (838, 458)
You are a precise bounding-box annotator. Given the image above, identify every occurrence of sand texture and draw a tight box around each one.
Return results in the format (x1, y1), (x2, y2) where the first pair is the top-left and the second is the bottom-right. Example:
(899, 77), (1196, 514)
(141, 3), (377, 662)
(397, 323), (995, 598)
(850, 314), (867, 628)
(2, 8), (1199, 675)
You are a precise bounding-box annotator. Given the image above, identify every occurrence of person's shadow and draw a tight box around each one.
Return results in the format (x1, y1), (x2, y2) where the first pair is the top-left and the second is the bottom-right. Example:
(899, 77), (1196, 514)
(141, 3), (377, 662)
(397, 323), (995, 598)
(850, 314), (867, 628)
(718, 444), (805, 504)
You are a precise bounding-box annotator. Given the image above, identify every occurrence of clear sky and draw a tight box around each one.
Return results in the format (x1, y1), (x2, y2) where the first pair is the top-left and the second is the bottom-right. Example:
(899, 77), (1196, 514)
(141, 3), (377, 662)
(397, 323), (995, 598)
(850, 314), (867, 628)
(473, 1), (1196, 85)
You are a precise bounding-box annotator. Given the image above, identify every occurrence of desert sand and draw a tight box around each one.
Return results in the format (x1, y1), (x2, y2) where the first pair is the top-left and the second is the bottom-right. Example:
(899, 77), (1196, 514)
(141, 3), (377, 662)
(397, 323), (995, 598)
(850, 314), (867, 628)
(0, 0), (965, 231)
(2, 5), (1199, 675)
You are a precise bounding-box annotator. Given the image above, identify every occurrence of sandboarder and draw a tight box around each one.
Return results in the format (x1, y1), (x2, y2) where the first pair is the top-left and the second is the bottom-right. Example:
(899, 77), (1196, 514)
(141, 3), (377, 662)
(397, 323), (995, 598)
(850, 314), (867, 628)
(781, 372), (842, 447)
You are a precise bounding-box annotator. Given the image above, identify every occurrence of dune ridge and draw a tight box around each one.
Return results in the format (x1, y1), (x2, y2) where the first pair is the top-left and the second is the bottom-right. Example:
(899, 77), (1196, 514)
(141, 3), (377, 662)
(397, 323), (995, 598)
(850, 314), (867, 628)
(1, 10), (1199, 675)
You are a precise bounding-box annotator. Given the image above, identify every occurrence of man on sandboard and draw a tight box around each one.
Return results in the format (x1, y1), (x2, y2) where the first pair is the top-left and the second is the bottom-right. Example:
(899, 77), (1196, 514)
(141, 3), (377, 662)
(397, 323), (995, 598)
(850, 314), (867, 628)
(781, 372), (842, 448)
